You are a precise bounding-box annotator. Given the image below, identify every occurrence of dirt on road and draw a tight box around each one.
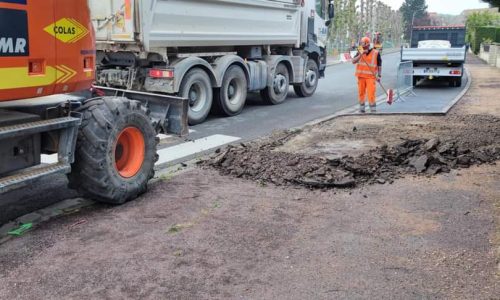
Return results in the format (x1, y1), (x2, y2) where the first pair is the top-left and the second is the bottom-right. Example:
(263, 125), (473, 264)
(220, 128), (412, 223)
(0, 56), (499, 299)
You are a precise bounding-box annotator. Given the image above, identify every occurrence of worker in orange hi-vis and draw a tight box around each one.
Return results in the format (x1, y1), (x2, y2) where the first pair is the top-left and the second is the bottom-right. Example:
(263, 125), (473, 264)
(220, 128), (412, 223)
(352, 37), (382, 113)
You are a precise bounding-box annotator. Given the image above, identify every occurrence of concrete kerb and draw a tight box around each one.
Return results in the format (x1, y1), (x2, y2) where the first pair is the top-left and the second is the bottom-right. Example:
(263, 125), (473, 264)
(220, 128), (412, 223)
(0, 197), (95, 244)
(441, 67), (472, 113)
(298, 66), (472, 130)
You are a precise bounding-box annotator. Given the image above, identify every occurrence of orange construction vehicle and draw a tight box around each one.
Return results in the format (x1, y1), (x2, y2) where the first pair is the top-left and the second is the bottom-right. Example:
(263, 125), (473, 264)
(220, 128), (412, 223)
(0, 0), (188, 203)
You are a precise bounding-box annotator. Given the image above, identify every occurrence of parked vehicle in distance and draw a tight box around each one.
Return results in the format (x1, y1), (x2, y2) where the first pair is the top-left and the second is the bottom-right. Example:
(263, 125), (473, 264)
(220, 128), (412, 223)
(417, 40), (452, 49)
(402, 26), (467, 87)
(90, 0), (334, 125)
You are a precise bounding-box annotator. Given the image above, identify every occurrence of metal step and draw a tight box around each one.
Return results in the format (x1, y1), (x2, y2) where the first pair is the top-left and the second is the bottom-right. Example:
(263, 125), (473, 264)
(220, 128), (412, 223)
(0, 116), (81, 140)
(0, 163), (71, 194)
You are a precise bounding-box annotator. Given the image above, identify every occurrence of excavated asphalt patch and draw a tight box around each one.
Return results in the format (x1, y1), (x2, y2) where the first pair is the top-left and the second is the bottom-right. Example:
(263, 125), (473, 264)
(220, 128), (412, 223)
(203, 114), (500, 189)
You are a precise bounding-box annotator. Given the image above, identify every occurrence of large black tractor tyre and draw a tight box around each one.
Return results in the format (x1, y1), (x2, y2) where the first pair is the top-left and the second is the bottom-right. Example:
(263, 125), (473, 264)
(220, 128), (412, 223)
(212, 65), (248, 116)
(260, 63), (290, 105)
(293, 59), (319, 97)
(68, 97), (158, 204)
(180, 68), (213, 125)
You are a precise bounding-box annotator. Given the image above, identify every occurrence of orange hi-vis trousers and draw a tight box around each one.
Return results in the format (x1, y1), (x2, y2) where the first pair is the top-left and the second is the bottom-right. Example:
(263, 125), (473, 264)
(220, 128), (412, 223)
(357, 77), (377, 106)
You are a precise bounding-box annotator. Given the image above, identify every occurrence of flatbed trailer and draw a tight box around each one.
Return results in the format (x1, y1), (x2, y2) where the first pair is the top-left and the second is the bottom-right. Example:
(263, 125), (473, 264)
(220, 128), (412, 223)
(402, 26), (467, 87)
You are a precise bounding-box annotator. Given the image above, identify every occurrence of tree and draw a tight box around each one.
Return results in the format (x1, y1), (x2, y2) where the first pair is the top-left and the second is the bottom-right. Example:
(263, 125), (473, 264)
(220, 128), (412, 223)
(481, 0), (500, 7)
(465, 11), (500, 43)
(399, 0), (428, 40)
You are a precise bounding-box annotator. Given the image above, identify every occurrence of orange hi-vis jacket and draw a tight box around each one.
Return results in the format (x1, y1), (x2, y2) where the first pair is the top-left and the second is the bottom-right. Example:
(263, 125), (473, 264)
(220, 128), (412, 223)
(355, 49), (379, 79)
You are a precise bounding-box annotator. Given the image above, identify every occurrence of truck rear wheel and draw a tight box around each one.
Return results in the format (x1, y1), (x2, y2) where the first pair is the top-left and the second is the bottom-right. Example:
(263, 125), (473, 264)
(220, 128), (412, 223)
(293, 59), (319, 97)
(180, 68), (213, 125)
(68, 97), (158, 204)
(213, 65), (248, 116)
(260, 63), (289, 105)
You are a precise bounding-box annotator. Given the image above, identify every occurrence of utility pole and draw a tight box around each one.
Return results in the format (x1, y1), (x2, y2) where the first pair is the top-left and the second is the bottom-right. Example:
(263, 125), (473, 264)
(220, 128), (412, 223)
(409, 11), (417, 46)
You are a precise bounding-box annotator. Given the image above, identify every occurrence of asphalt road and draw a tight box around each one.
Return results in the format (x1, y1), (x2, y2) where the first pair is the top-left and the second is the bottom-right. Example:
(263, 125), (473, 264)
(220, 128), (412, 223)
(0, 52), (433, 223)
(188, 52), (401, 141)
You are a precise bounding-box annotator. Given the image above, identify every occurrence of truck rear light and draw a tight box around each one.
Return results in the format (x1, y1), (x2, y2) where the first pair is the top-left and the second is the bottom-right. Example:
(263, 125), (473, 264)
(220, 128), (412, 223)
(149, 69), (174, 78)
(83, 56), (94, 71)
(449, 70), (461, 75)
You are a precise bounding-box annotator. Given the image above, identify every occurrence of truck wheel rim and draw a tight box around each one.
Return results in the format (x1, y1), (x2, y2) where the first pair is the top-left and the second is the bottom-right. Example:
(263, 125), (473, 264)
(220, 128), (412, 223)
(114, 127), (145, 178)
(189, 82), (206, 112)
(305, 69), (317, 88)
(273, 74), (287, 94)
(227, 79), (242, 105)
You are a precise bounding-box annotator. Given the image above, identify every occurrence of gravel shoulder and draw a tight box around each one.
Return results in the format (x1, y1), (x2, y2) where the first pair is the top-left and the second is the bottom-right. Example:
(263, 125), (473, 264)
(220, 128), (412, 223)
(0, 55), (499, 299)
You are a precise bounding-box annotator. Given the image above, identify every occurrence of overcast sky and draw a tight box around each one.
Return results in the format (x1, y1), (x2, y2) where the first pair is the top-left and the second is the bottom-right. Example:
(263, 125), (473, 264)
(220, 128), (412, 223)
(379, 0), (490, 15)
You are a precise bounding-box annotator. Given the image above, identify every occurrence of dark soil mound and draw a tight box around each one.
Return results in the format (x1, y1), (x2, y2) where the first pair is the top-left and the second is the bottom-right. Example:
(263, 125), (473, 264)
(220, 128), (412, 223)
(202, 114), (500, 189)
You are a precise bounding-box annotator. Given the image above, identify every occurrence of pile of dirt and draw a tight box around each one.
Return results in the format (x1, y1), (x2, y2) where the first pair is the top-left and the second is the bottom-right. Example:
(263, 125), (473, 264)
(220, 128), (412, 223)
(203, 114), (500, 189)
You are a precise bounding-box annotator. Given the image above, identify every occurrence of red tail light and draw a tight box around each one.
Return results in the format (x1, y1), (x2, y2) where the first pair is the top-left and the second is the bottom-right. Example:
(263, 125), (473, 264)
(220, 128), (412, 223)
(449, 70), (461, 75)
(149, 69), (174, 78)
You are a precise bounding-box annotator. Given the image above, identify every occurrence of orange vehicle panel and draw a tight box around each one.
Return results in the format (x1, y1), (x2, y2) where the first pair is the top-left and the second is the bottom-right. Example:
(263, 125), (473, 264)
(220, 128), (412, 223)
(0, 0), (95, 102)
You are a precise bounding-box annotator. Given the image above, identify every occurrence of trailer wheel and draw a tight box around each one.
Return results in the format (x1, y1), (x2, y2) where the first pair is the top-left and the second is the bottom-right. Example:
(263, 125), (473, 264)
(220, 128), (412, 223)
(261, 63), (289, 105)
(448, 78), (459, 87)
(293, 59), (319, 97)
(413, 76), (419, 87)
(68, 97), (158, 204)
(213, 65), (248, 116)
(180, 68), (213, 125)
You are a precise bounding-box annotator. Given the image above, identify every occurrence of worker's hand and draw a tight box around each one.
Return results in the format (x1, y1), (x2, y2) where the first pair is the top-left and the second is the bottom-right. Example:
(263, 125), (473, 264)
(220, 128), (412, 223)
(376, 75), (381, 82)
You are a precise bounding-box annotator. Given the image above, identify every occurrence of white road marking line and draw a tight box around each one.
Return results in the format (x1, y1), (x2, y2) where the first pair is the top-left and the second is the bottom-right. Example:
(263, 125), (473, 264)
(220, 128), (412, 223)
(41, 154), (58, 164)
(42, 130), (230, 166)
(157, 129), (196, 141)
(157, 133), (172, 140)
(156, 134), (241, 165)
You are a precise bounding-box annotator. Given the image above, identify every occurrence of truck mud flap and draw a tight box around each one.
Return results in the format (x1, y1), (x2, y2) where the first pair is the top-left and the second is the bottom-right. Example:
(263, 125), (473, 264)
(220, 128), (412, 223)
(93, 86), (189, 136)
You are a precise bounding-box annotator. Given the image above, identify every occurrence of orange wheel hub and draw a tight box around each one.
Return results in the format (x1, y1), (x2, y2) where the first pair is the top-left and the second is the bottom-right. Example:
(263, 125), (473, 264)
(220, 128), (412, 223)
(114, 127), (145, 178)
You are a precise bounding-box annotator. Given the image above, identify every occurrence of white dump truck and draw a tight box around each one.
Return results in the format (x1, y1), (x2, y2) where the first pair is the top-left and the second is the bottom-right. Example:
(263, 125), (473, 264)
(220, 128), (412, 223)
(89, 0), (334, 124)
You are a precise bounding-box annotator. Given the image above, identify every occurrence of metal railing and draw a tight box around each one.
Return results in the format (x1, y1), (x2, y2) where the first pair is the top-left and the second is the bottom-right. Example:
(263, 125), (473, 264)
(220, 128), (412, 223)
(395, 61), (416, 102)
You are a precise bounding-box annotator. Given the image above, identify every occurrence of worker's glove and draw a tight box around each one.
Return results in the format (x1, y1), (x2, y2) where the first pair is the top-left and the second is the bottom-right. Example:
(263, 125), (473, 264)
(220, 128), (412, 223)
(376, 75), (381, 82)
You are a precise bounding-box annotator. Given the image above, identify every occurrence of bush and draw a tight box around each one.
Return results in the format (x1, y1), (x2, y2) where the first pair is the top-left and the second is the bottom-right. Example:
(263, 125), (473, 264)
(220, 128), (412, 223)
(471, 26), (500, 54)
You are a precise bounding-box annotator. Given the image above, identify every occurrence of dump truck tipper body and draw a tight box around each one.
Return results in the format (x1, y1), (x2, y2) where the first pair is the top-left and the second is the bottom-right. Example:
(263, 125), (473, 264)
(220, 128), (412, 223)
(91, 0), (305, 48)
(89, 0), (334, 125)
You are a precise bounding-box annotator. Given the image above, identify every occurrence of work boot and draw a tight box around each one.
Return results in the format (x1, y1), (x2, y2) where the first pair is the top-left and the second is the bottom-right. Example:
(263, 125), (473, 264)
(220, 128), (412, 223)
(369, 105), (377, 113)
(359, 104), (366, 113)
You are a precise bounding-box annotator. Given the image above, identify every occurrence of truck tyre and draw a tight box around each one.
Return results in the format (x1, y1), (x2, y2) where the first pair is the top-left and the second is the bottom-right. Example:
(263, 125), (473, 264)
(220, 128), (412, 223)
(68, 97), (158, 204)
(260, 63), (289, 105)
(293, 59), (319, 97)
(212, 65), (248, 116)
(413, 76), (418, 87)
(455, 77), (462, 87)
(180, 68), (213, 125)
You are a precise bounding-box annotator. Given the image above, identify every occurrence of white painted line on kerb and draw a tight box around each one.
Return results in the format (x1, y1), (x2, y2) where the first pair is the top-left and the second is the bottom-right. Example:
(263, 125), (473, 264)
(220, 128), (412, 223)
(158, 129), (196, 141)
(41, 154), (58, 164)
(156, 134), (241, 165)
(41, 132), (237, 166)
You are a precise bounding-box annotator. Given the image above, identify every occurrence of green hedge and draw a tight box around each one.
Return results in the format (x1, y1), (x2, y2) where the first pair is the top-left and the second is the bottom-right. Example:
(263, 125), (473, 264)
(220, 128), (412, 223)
(471, 26), (500, 54)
